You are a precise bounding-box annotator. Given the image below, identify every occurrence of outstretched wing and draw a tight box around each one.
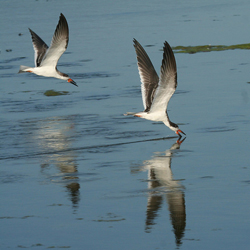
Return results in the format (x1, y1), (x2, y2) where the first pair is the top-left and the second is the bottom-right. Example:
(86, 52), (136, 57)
(149, 41), (177, 114)
(40, 13), (69, 68)
(29, 28), (48, 67)
(133, 39), (159, 112)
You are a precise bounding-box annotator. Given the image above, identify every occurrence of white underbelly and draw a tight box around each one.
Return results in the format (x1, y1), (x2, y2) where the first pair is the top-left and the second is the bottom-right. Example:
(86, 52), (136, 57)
(33, 67), (58, 78)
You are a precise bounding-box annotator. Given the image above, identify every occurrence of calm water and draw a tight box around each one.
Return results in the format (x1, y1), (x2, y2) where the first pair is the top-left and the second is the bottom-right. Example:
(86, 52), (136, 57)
(1, 0), (250, 249)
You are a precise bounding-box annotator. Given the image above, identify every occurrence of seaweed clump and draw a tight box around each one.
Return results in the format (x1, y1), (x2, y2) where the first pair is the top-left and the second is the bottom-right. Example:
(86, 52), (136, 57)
(171, 43), (250, 54)
(44, 90), (69, 96)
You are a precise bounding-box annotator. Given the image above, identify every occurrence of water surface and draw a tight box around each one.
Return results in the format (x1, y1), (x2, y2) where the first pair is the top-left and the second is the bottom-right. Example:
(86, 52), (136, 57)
(1, 0), (250, 249)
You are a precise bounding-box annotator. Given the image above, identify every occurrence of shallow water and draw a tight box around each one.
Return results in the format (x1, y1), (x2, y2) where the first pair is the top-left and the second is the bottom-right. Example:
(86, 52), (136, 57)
(1, 0), (250, 249)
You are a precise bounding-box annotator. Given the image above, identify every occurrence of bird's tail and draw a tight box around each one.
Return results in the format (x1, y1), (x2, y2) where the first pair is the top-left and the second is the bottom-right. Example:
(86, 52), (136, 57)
(123, 112), (136, 116)
(18, 65), (31, 73)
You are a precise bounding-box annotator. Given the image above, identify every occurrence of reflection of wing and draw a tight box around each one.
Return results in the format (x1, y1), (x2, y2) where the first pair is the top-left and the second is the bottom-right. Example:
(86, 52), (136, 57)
(28, 117), (80, 208)
(141, 139), (186, 247)
(145, 194), (163, 232)
(66, 183), (80, 208)
(167, 191), (186, 246)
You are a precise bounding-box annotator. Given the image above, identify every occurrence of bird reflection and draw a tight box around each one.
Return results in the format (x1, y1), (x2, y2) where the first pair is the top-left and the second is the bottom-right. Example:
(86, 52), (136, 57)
(32, 117), (80, 209)
(139, 138), (186, 247)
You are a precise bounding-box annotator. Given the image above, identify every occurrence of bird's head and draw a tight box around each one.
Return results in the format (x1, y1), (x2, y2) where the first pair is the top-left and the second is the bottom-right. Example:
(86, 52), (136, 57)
(59, 71), (78, 87)
(170, 122), (186, 137)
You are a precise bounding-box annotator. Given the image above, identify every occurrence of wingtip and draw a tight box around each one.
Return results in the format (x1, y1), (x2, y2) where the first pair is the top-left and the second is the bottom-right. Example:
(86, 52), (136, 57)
(57, 13), (68, 34)
(163, 40), (173, 52)
(28, 28), (36, 37)
(161, 40), (177, 73)
(164, 40), (170, 46)
(59, 13), (67, 22)
(133, 38), (138, 45)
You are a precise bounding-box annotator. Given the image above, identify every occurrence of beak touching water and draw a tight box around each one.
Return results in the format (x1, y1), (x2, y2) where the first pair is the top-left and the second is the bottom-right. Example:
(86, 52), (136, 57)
(177, 136), (186, 145)
(68, 78), (78, 87)
(176, 129), (186, 136)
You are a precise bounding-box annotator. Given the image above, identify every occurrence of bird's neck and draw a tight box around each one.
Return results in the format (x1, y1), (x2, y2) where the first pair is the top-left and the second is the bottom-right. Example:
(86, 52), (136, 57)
(163, 113), (177, 132)
(56, 68), (68, 80)
(163, 114), (171, 129)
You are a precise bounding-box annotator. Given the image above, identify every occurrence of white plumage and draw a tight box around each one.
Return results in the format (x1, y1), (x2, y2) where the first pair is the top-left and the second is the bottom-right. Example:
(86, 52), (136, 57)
(125, 39), (185, 137)
(18, 13), (77, 86)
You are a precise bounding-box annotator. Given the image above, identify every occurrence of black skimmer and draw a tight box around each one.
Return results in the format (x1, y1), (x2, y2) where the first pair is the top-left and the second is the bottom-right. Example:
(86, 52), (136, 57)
(18, 13), (77, 87)
(125, 39), (185, 137)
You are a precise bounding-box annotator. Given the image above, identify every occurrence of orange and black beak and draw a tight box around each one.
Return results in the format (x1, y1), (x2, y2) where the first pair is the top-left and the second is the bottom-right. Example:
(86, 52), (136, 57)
(176, 129), (186, 136)
(68, 78), (78, 87)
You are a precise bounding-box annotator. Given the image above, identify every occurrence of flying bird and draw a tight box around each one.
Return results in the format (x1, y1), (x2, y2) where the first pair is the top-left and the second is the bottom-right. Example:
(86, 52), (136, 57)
(125, 39), (185, 137)
(18, 13), (77, 86)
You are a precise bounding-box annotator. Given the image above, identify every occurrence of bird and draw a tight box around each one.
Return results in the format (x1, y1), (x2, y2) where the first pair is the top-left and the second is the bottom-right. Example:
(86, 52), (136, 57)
(18, 13), (77, 87)
(125, 39), (185, 137)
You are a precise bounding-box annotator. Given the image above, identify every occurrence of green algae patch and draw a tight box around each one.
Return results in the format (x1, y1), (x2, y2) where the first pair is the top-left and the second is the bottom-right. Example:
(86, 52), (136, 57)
(171, 43), (250, 54)
(44, 89), (69, 96)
